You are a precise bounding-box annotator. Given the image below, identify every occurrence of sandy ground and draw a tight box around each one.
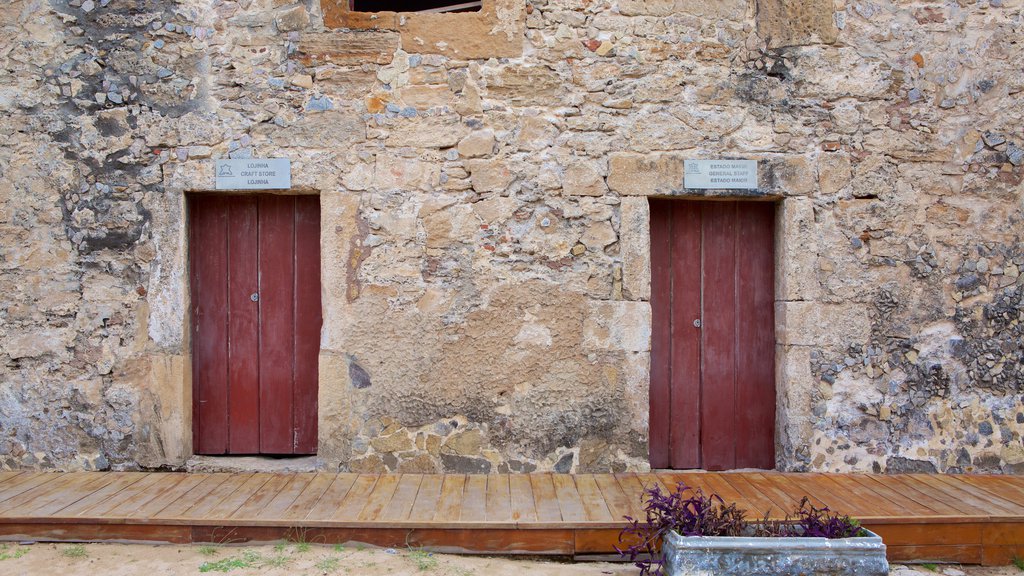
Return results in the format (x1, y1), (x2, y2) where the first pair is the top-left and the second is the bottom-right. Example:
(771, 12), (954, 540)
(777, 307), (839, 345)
(0, 541), (1021, 575)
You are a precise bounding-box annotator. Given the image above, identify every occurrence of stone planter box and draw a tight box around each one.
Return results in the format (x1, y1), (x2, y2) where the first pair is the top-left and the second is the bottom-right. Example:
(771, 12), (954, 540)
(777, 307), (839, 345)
(662, 528), (889, 576)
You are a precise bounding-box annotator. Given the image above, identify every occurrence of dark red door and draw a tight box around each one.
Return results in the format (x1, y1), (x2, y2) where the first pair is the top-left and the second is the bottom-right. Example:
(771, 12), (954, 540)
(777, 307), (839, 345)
(649, 200), (775, 470)
(190, 194), (321, 455)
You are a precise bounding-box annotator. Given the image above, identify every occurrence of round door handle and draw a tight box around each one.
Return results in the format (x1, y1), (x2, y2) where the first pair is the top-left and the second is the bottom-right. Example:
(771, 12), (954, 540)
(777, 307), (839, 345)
(250, 292), (259, 302)
(693, 318), (701, 328)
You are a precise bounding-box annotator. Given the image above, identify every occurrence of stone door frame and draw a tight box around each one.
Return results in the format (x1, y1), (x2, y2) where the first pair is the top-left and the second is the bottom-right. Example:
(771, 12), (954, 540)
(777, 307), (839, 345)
(147, 161), (342, 467)
(619, 189), (809, 471)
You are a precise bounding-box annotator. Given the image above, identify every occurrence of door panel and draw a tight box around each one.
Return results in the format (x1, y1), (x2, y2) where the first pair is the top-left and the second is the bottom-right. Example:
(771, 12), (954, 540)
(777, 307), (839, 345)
(734, 203), (776, 467)
(191, 194), (321, 455)
(190, 197), (230, 455)
(293, 196), (321, 454)
(258, 195), (298, 454)
(649, 199), (776, 471)
(700, 202), (738, 471)
(227, 197), (260, 454)
(649, 205), (673, 469)
(668, 202), (702, 469)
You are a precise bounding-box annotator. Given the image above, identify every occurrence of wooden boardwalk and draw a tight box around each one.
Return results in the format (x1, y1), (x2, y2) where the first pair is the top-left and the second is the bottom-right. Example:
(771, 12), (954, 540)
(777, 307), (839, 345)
(0, 470), (1022, 565)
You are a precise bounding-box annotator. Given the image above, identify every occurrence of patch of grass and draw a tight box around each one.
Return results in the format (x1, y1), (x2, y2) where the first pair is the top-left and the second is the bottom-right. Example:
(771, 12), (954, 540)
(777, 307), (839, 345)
(1013, 556), (1024, 571)
(316, 556), (341, 572)
(332, 544), (345, 553)
(199, 549), (261, 573)
(920, 563), (937, 572)
(262, 554), (291, 568)
(408, 549), (438, 571)
(0, 544), (29, 561)
(273, 542), (287, 553)
(61, 544), (87, 559)
(294, 541), (312, 553)
(196, 545), (220, 556)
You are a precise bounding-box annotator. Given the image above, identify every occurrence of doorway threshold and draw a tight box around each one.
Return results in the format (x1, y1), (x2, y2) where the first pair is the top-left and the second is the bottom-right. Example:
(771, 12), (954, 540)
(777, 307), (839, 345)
(186, 455), (319, 473)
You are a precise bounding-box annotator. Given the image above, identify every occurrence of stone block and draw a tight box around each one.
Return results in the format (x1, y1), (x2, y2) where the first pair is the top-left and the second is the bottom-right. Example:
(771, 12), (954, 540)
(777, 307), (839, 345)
(482, 65), (562, 107)
(620, 197), (651, 301)
(562, 160), (608, 197)
(776, 198), (821, 301)
(756, 0), (838, 48)
(457, 130), (495, 158)
(580, 221), (617, 250)
(818, 152), (852, 196)
(373, 155), (439, 191)
(761, 155), (814, 196)
(275, 4), (309, 32)
(386, 115), (467, 149)
(465, 159), (515, 193)
(296, 31), (402, 65)
(607, 152), (685, 196)
(775, 301), (871, 349)
(324, 0), (524, 58)
(620, 0), (748, 19)
(583, 301), (652, 352)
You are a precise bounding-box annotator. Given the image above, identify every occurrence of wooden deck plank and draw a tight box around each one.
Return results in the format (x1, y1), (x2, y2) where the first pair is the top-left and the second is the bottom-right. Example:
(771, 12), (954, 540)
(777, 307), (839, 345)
(529, 474), (562, 523)
(485, 474), (511, 522)
(181, 473), (256, 520)
(508, 474), (537, 523)
(551, 474), (586, 522)
(574, 474), (613, 523)
(635, 472), (672, 496)
(717, 473), (782, 518)
(15, 473), (121, 518)
(92, 474), (184, 519)
(229, 474), (294, 520)
(122, 474), (205, 519)
(906, 474), (1018, 516)
(459, 475), (488, 522)
(205, 473), (275, 519)
(928, 474), (1024, 516)
(434, 474), (466, 523)
(613, 473), (649, 520)
(0, 471), (25, 486)
(356, 474), (401, 522)
(869, 474), (975, 517)
(407, 475), (444, 522)
(593, 474), (633, 522)
(760, 473), (829, 511)
(845, 474), (939, 517)
(0, 470), (1021, 566)
(380, 474), (422, 522)
(153, 474), (231, 519)
(0, 473), (65, 507)
(961, 475), (1024, 505)
(0, 472), (91, 515)
(332, 474), (380, 521)
(305, 474), (357, 521)
(257, 473), (316, 520)
(282, 473), (337, 521)
(744, 473), (805, 513)
(783, 473), (861, 517)
(57, 473), (151, 517)
(818, 473), (900, 518)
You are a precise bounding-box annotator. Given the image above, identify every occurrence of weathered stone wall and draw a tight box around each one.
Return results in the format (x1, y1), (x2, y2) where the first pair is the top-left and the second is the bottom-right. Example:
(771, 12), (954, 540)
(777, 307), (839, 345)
(0, 0), (1021, 474)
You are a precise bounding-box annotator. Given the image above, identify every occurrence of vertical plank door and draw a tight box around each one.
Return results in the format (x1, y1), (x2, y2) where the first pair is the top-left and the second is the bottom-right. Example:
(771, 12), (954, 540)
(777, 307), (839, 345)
(191, 194), (321, 455)
(648, 199), (775, 471)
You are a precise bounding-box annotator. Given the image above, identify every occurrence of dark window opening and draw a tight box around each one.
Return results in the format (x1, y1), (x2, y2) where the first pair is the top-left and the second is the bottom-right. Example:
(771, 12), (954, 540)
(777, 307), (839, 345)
(350, 0), (481, 13)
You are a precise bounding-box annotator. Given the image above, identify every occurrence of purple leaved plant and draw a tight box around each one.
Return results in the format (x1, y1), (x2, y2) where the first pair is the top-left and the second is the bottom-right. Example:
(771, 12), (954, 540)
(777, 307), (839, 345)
(616, 484), (867, 576)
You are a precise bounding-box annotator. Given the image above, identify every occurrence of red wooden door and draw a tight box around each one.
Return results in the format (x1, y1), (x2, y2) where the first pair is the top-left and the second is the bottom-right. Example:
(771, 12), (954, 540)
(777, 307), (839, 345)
(190, 194), (321, 455)
(649, 200), (775, 470)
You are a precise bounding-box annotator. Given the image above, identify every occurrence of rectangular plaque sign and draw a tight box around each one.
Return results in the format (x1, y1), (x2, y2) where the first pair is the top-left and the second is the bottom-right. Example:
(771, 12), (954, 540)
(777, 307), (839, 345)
(215, 158), (291, 190)
(684, 159), (758, 190)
